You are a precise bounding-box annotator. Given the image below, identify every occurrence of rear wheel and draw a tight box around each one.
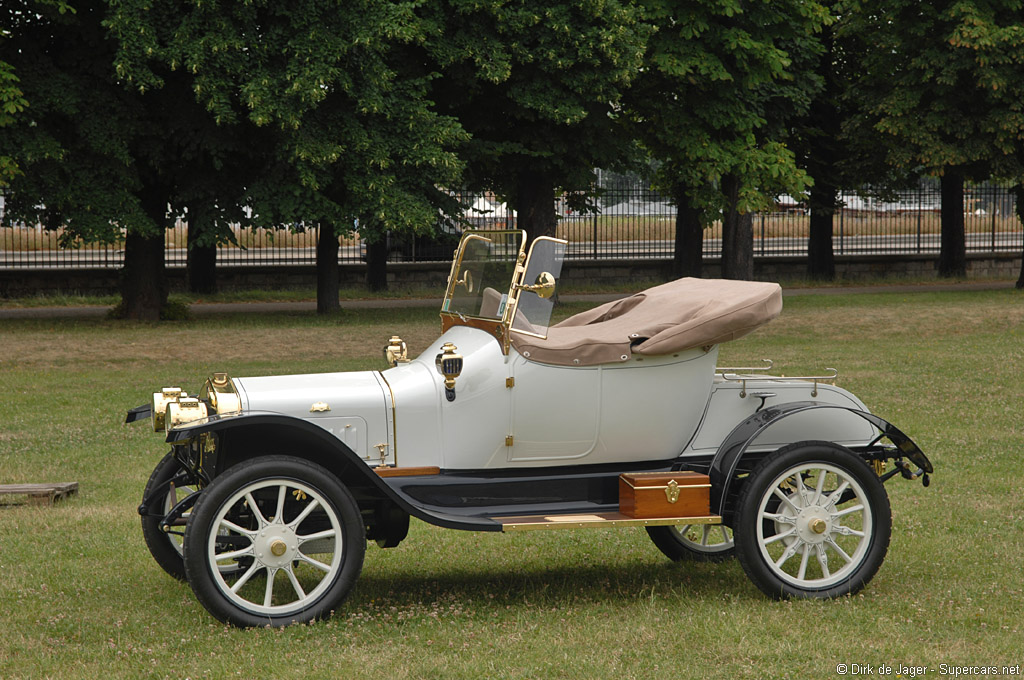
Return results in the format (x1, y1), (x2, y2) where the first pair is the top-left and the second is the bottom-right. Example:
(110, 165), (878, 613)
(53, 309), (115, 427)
(183, 456), (365, 627)
(646, 524), (734, 562)
(733, 441), (891, 599)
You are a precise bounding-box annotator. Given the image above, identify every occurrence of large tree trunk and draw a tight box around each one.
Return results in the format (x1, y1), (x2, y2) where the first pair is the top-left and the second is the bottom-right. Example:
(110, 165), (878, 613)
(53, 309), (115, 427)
(316, 223), (341, 313)
(516, 171), (558, 244)
(119, 189), (168, 320)
(672, 184), (703, 278)
(720, 174), (753, 280)
(186, 203), (217, 295)
(365, 233), (388, 293)
(1014, 184), (1024, 289)
(939, 169), (967, 278)
(807, 180), (837, 281)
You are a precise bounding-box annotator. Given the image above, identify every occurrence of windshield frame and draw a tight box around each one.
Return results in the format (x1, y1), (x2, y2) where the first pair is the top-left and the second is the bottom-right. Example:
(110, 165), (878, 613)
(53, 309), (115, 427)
(439, 229), (566, 353)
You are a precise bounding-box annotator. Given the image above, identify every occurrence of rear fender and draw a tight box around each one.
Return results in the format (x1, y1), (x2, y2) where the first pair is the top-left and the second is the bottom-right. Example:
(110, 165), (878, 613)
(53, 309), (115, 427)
(707, 401), (932, 517)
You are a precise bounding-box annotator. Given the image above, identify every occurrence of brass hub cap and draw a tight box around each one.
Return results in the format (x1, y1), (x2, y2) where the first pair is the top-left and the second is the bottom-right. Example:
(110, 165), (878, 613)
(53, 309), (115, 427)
(270, 540), (287, 557)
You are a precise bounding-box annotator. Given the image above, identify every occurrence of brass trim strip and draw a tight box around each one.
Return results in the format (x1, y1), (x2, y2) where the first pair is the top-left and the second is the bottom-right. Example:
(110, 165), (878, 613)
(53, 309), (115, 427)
(498, 513), (722, 532)
(620, 481), (712, 491)
(377, 371), (398, 465)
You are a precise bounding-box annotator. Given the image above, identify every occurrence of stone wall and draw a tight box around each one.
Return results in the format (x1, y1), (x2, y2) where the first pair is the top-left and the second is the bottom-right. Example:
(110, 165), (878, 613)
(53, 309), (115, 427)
(1, 253), (1020, 298)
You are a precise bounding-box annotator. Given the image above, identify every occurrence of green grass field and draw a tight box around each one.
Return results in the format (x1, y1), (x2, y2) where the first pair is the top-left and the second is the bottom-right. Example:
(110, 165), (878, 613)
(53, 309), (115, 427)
(1, 289), (1023, 679)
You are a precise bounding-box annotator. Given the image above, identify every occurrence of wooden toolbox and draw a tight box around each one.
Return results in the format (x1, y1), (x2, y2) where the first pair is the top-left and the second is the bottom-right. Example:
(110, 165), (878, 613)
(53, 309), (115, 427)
(618, 471), (711, 519)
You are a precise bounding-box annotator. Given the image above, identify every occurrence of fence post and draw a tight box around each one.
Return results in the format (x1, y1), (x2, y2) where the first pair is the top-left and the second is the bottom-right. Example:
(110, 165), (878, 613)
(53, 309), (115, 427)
(991, 186), (996, 252)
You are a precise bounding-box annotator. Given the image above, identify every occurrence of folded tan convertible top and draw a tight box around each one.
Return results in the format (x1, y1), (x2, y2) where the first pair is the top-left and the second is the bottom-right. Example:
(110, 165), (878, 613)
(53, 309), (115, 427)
(511, 278), (782, 367)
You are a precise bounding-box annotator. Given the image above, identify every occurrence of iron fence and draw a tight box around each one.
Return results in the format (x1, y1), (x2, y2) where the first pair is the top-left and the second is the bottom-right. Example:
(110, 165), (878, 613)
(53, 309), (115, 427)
(1, 183), (1020, 269)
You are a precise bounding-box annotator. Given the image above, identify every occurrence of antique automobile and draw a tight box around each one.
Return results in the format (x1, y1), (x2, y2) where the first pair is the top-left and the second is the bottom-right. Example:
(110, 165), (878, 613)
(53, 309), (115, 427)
(127, 229), (933, 628)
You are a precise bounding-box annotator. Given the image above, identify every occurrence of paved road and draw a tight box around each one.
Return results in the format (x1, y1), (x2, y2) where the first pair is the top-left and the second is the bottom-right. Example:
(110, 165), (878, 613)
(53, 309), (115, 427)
(1, 281), (1017, 321)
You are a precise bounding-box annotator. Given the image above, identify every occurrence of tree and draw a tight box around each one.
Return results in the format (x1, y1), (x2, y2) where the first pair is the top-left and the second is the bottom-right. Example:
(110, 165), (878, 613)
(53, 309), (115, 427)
(842, 1), (1024, 278)
(625, 0), (827, 280)
(1, 0), (180, 320)
(425, 0), (650, 244)
(109, 0), (466, 310)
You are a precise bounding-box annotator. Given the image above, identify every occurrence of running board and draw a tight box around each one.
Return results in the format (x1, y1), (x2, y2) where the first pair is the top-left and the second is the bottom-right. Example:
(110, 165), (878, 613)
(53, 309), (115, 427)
(497, 512), (722, 532)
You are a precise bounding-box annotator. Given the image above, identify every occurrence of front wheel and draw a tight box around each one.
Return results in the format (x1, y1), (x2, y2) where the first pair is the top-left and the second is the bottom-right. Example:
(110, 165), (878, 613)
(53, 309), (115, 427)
(183, 456), (365, 627)
(733, 441), (891, 599)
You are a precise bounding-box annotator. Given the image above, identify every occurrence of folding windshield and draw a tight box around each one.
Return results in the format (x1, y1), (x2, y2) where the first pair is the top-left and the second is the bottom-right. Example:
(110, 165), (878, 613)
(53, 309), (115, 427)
(442, 231), (525, 322)
(510, 236), (567, 339)
(441, 230), (567, 349)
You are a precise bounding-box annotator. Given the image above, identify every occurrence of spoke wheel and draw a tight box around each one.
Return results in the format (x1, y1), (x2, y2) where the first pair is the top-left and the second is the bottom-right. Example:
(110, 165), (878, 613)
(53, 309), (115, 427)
(183, 456), (365, 627)
(646, 523), (734, 562)
(734, 441), (891, 599)
(141, 452), (196, 580)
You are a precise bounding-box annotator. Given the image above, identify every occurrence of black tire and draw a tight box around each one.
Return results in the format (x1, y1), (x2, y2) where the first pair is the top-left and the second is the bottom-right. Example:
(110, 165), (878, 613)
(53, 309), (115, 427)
(140, 452), (193, 580)
(733, 441), (891, 599)
(183, 456), (365, 628)
(646, 524), (735, 562)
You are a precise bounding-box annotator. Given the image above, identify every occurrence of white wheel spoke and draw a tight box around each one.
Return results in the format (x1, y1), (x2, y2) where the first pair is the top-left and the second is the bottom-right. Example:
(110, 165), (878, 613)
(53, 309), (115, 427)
(288, 498), (321, 529)
(797, 543), (811, 581)
(219, 519), (256, 539)
(296, 552), (332, 573)
(719, 526), (731, 544)
(215, 546), (254, 563)
(298, 529), (336, 544)
(826, 537), (854, 564)
(773, 487), (800, 512)
(764, 527), (797, 545)
(832, 524), (864, 537)
(775, 541), (802, 568)
(274, 484), (287, 524)
(816, 544), (831, 578)
(700, 525), (711, 546)
(264, 568), (277, 607)
(834, 504), (864, 518)
(285, 567), (307, 601)
(812, 470), (827, 505)
(230, 562), (262, 594)
(245, 492), (269, 528)
(761, 512), (796, 525)
(826, 480), (850, 506)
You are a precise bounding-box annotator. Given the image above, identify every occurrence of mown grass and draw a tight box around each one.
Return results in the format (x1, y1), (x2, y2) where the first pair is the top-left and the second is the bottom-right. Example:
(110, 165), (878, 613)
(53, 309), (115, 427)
(1, 290), (1023, 679)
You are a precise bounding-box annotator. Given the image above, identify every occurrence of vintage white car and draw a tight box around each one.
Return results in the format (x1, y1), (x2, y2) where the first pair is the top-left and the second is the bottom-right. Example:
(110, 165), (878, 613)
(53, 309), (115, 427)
(128, 229), (933, 628)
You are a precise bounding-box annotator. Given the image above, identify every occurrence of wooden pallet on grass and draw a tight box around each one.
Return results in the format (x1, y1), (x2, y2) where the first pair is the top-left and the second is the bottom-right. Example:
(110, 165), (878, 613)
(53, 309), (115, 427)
(0, 482), (79, 506)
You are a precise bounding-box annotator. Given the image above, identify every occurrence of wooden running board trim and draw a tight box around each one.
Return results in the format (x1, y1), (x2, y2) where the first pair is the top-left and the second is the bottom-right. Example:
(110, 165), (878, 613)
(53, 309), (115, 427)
(374, 466), (441, 478)
(497, 512), (722, 532)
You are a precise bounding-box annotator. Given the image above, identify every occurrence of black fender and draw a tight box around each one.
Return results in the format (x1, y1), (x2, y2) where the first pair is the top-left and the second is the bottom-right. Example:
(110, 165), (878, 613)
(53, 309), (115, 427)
(164, 411), (503, 532)
(706, 401), (932, 517)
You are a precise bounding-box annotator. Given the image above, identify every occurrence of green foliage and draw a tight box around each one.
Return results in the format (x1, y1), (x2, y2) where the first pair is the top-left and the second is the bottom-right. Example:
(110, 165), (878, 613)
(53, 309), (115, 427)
(107, 0), (466, 241)
(842, 0), (1024, 180)
(627, 0), (829, 215)
(425, 0), (651, 210)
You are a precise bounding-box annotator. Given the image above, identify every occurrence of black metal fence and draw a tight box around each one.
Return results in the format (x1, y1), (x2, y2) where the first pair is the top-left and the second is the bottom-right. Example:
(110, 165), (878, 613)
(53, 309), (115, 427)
(1, 182), (1020, 269)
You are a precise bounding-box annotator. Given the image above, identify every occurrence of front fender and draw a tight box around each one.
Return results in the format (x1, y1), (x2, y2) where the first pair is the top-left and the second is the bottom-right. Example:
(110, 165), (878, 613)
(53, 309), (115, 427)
(164, 412), (502, 532)
(706, 401), (932, 517)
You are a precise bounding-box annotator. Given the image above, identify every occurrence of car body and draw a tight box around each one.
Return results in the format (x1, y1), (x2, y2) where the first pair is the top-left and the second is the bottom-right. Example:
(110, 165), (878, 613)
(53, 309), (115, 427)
(128, 229), (933, 628)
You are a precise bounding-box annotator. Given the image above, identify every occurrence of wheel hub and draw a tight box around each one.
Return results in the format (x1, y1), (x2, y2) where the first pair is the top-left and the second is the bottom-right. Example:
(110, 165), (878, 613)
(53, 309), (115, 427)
(796, 506), (831, 544)
(255, 526), (297, 567)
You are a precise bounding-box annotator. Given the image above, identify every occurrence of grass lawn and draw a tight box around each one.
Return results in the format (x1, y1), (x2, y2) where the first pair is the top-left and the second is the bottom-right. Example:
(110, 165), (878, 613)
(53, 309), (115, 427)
(1, 289), (1023, 679)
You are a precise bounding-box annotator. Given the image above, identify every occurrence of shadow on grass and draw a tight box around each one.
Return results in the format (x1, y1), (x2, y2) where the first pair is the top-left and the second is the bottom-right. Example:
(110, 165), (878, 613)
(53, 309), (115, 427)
(348, 558), (757, 611)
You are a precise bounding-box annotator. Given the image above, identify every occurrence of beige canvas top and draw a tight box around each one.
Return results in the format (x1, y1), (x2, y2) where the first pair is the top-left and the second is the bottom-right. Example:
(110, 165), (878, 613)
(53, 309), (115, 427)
(510, 278), (782, 367)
